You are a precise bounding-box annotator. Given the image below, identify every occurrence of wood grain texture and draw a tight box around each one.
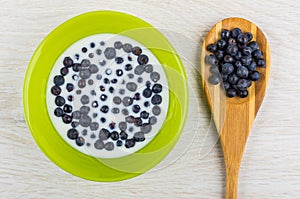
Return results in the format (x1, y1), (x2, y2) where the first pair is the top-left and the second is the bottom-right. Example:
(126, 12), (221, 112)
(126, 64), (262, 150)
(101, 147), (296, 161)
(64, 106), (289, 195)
(201, 18), (271, 199)
(0, 0), (300, 198)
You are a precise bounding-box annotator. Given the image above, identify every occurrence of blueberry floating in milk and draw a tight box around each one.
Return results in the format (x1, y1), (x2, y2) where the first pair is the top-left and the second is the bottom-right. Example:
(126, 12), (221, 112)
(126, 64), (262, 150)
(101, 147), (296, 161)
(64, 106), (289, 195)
(46, 34), (169, 158)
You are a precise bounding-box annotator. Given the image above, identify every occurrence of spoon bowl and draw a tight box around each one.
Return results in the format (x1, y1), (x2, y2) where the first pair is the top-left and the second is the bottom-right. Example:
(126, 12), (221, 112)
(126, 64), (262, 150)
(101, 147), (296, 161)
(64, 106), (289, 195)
(201, 18), (270, 198)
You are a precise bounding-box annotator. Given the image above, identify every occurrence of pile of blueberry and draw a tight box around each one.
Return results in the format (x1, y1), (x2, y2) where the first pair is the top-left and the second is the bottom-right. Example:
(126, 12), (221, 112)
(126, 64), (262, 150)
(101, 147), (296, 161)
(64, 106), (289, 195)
(50, 40), (164, 151)
(205, 27), (266, 98)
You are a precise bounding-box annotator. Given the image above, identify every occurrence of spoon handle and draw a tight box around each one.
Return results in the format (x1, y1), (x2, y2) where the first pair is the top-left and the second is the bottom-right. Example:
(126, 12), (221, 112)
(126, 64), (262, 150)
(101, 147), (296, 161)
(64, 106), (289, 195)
(225, 163), (239, 199)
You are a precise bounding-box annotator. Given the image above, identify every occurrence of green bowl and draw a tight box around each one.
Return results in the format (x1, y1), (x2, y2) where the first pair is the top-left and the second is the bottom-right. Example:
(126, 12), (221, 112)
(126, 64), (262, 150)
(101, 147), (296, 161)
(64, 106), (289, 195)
(23, 11), (189, 182)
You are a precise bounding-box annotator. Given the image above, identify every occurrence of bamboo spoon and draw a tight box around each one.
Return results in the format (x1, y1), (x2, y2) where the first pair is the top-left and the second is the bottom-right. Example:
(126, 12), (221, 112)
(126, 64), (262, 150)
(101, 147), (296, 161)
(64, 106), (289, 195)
(201, 18), (271, 199)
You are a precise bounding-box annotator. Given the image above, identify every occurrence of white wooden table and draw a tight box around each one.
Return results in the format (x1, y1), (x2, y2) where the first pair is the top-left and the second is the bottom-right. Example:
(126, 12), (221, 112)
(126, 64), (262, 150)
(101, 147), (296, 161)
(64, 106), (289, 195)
(1, 1), (300, 198)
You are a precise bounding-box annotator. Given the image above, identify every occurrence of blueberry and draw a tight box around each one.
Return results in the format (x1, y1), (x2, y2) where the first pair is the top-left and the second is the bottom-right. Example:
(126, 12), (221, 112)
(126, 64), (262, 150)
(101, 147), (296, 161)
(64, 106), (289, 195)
(247, 61), (257, 71)
(78, 79), (86, 88)
(143, 88), (152, 98)
(123, 43), (132, 53)
(239, 90), (249, 98)
(242, 46), (252, 56)
(149, 116), (157, 125)
(116, 140), (123, 147)
(221, 73), (228, 82)
(99, 128), (111, 140)
(226, 45), (238, 56)
(111, 107), (119, 114)
(152, 84), (163, 93)
(226, 88), (237, 98)
(125, 64), (133, 71)
(113, 96), (122, 105)
(215, 50), (225, 60)
(79, 115), (91, 127)
(235, 51), (242, 61)
(252, 50), (263, 59)
(67, 95), (73, 101)
(223, 82), (230, 90)
(217, 39), (227, 49)
(237, 79), (250, 90)
(62, 114), (72, 124)
(210, 65), (220, 74)
(237, 34), (248, 44)
(63, 104), (72, 113)
(100, 105), (109, 113)
(227, 73), (239, 85)
(114, 41), (123, 49)
(104, 142), (114, 151)
(71, 121), (79, 128)
(109, 122), (116, 130)
(94, 140), (104, 150)
(221, 29), (231, 39)
(51, 85), (61, 96)
(72, 63), (80, 72)
(81, 59), (90, 67)
(134, 92), (141, 100)
(152, 106), (161, 116)
(53, 75), (65, 86)
(116, 69), (123, 76)
(111, 78), (118, 84)
(100, 94), (107, 101)
(132, 46), (142, 55)
(236, 66), (249, 78)
(231, 28), (242, 38)
(126, 82), (137, 92)
(110, 131), (119, 141)
(89, 64), (99, 74)
(109, 86), (114, 93)
(118, 122), (127, 131)
(104, 47), (116, 59)
(66, 83), (74, 92)
(238, 42), (247, 49)
(115, 57), (124, 64)
(80, 95), (89, 104)
(125, 139), (135, 148)
(228, 38), (237, 45)
(122, 97), (133, 106)
(145, 81), (151, 88)
(248, 41), (259, 51)
(257, 59), (266, 67)
(98, 86), (105, 93)
(221, 63), (234, 75)
(82, 47), (87, 53)
(151, 94), (162, 105)
(250, 71), (261, 81)
(105, 68), (112, 75)
(241, 56), (252, 66)
(55, 96), (65, 106)
(90, 42), (95, 48)
(144, 101), (150, 107)
(80, 106), (90, 114)
(132, 104), (141, 113)
(54, 107), (63, 117)
(76, 137), (85, 147)
(144, 64), (153, 73)
(67, 129), (78, 140)
(134, 132), (145, 142)
(63, 57), (73, 67)
(140, 111), (149, 119)
(205, 54), (218, 65)
(121, 109), (129, 116)
(224, 55), (234, 63)
(137, 54), (149, 65)
(207, 44), (218, 53)
(134, 117), (143, 127)
(244, 32), (253, 42)
(92, 101), (98, 108)
(208, 74), (220, 85)
(60, 67), (69, 76)
(125, 115), (135, 123)
(235, 60), (243, 68)
(100, 117), (106, 123)
(96, 49), (102, 55)
(72, 111), (81, 119)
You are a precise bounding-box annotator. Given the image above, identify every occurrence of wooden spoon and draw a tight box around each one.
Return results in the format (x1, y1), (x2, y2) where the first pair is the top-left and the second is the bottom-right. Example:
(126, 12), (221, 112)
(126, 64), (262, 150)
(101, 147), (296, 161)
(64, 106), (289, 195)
(201, 18), (271, 199)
